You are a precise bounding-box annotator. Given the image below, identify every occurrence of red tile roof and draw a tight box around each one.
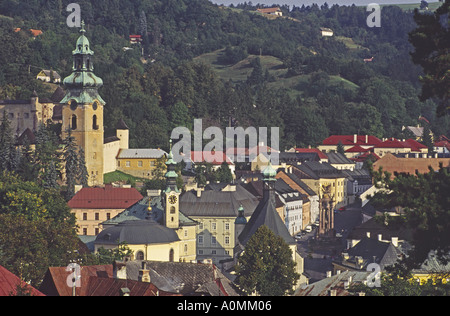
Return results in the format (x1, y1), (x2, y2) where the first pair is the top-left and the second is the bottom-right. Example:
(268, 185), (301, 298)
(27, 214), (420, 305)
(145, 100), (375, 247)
(68, 186), (143, 209)
(257, 7), (281, 13)
(403, 139), (427, 152)
(0, 265), (45, 296)
(190, 151), (233, 165)
(345, 145), (371, 153)
(379, 138), (408, 148)
(295, 148), (328, 160)
(322, 135), (383, 146)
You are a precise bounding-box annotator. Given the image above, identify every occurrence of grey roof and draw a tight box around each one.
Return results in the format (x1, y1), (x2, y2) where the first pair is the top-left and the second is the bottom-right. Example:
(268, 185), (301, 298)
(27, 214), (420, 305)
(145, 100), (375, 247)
(102, 196), (196, 228)
(326, 152), (355, 165)
(295, 271), (371, 296)
(238, 187), (296, 246)
(345, 237), (401, 270)
(124, 261), (239, 296)
(413, 251), (450, 274)
(117, 149), (167, 159)
(347, 217), (412, 241)
(95, 219), (180, 245)
(295, 161), (346, 179)
(180, 184), (260, 218)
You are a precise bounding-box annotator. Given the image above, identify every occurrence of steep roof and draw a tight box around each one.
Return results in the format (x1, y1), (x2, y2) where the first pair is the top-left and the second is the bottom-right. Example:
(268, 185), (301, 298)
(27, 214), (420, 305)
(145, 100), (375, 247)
(180, 184), (259, 218)
(238, 178), (296, 246)
(68, 186), (143, 209)
(295, 148), (328, 160)
(0, 265), (45, 296)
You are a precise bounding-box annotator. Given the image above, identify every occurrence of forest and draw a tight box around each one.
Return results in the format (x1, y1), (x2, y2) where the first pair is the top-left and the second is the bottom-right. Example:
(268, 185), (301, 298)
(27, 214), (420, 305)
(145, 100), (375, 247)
(0, 0), (448, 151)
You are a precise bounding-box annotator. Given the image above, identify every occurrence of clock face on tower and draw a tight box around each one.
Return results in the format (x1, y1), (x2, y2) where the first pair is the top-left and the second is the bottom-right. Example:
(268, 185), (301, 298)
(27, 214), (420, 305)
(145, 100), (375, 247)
(168, 195), (177, 205)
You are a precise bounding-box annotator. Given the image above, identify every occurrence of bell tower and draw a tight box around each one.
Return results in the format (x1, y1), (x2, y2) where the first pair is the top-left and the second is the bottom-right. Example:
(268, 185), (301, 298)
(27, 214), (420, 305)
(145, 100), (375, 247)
(61, 21), (105, 186)
(164, 140), (180, 229)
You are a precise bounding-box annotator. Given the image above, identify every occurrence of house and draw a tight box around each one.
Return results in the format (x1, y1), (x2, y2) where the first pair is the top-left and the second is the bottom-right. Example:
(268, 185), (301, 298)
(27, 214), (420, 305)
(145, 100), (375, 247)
(96, 155), (198, 263)
(275, 179), (304, 235)
(186, 150), (235, 176)
(129, 35), (143, 44)
(38, 264), (181, 296)
(320, 27), (334, 37)
(29, 29), (43, 38)
(372, 153), (450, 180)
(257, 7), (283, 16)
(293, 161), (348, 208)
(326, 152), (356, 171)
(116, 148), (167, 179)
(68, 185), (143, 236)
(318, 135), (383, 154)
(276, 170), (320, 229)
(295, 270), (370, 296)
(345, 217), (411, 250)
(295, 148), (329, 163)
(342, 168), (373, 200)
(179, 183), (259, 266)
(0, 265), (45, 296)
(235, 163), (309, 286)
(434, 135), (450, 155)
(411, 251), (450, 285)
(374, 138), (413, 157)
(114, 260), (240, 296)
(36, 69), (61, 83)
(332, 237), (402, 274)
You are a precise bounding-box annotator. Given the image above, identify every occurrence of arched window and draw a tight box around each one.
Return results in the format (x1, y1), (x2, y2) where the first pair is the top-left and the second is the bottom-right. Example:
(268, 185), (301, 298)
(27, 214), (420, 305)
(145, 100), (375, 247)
(169, 249), (174, 262)
(170, 207), (176, 214)
(71, 115), (77, 130)
(93, 115), (98, 130)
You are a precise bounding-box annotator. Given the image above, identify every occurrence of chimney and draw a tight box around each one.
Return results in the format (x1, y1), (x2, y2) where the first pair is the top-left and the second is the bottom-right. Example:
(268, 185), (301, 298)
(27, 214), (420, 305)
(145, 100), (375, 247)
(378, 234), (383, 241)
(138, 262), (151, 283)
(365, 135), (368, 144)
(196, 187), (204, 198)
(119, 288), (130, 296)
(113, 261), (127, 280)
(328, 289), (337, 296)
(354, 134), (357, 144)
(326, 271), (332, 278)
(391, 237), (398, 247)
(366, 232), (371, 238)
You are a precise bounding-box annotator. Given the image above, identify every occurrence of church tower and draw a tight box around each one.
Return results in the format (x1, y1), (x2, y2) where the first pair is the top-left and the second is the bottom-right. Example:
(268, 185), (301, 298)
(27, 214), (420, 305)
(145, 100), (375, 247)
(61, 21), (105, 186)
(164, 140), (180, 229)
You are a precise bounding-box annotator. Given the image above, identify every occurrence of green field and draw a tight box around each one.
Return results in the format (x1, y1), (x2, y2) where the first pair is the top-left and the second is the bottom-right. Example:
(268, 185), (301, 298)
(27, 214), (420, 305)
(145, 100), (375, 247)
(194, 48), (359, 98)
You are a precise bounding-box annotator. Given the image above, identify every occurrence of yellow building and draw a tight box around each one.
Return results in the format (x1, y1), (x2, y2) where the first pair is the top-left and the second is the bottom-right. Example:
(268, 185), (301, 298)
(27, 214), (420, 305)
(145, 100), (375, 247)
(116, 149), (167, 180)
(179, 183), (260, 267)
(293, 162), (347, 208)
(94, 145), (197, 263)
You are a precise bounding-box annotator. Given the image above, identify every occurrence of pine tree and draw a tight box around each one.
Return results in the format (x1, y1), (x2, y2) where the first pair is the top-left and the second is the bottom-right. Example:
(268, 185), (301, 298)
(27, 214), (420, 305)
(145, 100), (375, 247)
(63, 128), (79, 200)
(0, 110), (16, 172)
(77, 148), (89, 188)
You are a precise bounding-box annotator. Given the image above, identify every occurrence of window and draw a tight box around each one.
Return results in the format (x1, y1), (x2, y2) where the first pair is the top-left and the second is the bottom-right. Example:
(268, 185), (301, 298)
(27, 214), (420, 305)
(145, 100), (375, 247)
(95, 228), (99, 235)
(184, 230), (188, 237)
(170, 207), (176, 214)
(93, 115), (99, 130)
(83, 213), (87, 220)
(71, 115), (77, 130)
(138, 161), (143, 167)
(198, 235), (204, 244)
(211, 236), (217, 245)
(225, 223), (230, 231)
(169, 249), (174, 262)
(184, 244), (188, 253)
(126, 161), (130, 167)
(106, 213), (111, 220)
(225, 236), (230, 245)
(211, 222), (217, 230)
(95, 213), (99, 221)
(199, 222), (204, 230)
(83, 228), (87, 235)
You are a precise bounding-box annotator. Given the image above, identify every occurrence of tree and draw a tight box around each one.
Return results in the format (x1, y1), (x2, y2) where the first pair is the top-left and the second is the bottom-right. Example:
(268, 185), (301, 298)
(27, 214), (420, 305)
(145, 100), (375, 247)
(77, 148), (89, 188)
(63, 128), (80, 200)
(234, 225), (300, 296)
(370, 165), (450, 268)
(0, 111), (19, 173)
(216, 161), (233, 183)
(409, 1), (450, 116)
(337, 141), (345, 155)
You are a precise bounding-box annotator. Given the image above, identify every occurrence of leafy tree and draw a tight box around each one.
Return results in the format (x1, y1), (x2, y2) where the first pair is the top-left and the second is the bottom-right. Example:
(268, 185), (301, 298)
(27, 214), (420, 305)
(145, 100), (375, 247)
(0, 111), (19, 173)
(409, 1), (450, 116)
(216, 161), (233, 183)
(337, 141), (345, 155)
(370, 165), (450, 269)
(77, 148), (89, 188)
(235, 225), (300, 296)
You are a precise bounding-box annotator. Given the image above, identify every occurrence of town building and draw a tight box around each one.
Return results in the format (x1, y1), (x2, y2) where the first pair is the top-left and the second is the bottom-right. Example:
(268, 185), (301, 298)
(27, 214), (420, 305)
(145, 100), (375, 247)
(0, 265), (45, 296)
(256, 7), (283, 16)
(179, 182), (260, 266)
(68, 185), (143, 236)
(95, 146), (197, 263)
(36, 69), (61, 83)
(235, 162), (308, 285)
(115, 148), (167, 179)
